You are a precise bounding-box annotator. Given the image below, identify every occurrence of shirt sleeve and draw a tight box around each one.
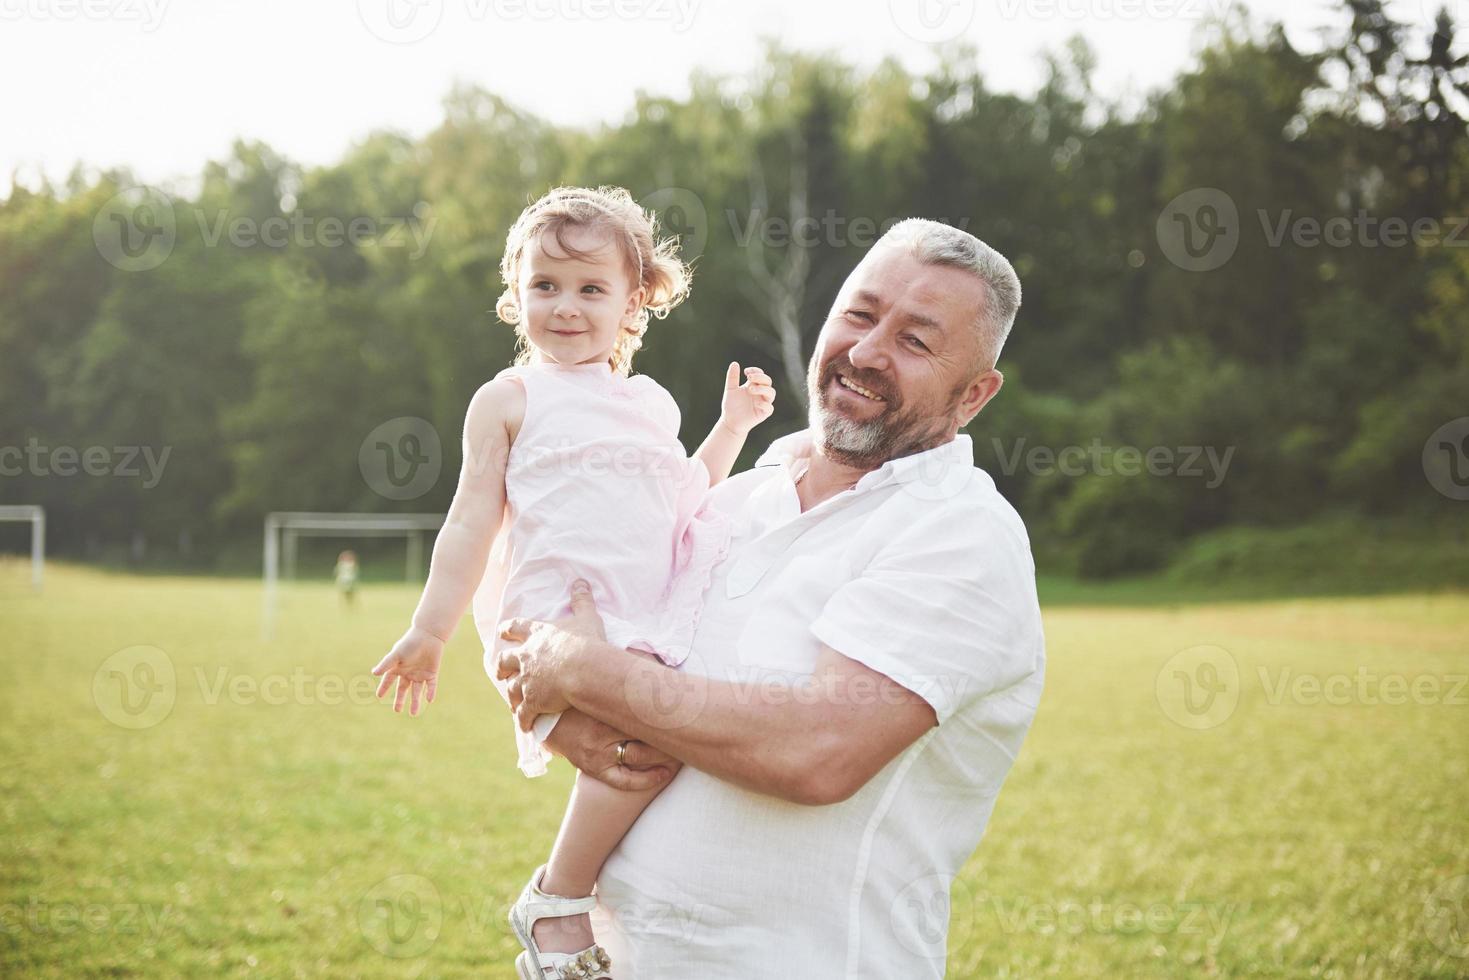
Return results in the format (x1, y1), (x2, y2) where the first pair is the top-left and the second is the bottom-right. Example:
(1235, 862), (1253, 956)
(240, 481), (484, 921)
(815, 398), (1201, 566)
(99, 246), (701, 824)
(808, 506), (1043, 725)
(632, 376), (682, 438)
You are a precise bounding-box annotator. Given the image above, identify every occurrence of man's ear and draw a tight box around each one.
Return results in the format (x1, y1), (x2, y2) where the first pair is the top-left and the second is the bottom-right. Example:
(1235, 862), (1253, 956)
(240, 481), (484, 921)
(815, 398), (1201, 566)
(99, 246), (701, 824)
(957, 369), (1003, 428)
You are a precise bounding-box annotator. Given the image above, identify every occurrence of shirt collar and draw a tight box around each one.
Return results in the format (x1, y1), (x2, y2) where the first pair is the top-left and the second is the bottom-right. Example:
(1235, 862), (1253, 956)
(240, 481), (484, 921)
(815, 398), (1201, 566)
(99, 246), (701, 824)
(754, 428), (975, 493)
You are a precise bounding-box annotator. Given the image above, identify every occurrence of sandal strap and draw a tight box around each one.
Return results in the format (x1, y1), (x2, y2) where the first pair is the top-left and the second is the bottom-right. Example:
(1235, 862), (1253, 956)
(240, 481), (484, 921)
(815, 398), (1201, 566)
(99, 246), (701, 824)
(521, 865), (598, 921)
(541, 944), (612, 979)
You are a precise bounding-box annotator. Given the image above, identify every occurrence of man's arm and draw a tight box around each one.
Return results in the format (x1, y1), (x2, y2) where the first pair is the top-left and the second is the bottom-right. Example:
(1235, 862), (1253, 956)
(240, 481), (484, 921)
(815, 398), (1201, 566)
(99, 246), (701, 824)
(557, 637), (937, 806)
(541, 708), (681, 791)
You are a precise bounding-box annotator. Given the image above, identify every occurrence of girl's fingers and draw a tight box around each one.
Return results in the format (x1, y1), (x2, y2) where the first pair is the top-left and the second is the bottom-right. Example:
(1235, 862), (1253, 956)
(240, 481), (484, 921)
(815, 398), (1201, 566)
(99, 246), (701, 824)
(409, 681), (422, 716)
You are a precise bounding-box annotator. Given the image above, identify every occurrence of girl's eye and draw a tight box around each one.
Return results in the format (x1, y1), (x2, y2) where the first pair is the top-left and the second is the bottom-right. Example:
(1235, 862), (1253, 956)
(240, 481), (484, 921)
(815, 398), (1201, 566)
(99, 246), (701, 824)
(581, 285), (605, 295)
(532, 281), (554, 291)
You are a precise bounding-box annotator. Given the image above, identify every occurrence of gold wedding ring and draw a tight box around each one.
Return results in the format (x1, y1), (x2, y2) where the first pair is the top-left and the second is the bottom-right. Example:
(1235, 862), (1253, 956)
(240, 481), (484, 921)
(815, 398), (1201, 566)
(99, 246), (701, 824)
(615, 740), (628, 766)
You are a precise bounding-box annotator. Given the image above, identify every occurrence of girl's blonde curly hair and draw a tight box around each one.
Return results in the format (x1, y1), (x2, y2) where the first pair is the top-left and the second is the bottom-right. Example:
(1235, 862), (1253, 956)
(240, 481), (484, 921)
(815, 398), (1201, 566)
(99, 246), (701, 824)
(496, 186), (692, 376)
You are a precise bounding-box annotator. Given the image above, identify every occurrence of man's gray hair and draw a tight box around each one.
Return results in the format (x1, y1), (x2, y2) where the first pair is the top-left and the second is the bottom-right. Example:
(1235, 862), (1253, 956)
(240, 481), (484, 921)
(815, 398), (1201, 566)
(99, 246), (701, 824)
(876, 218), (1022, 369)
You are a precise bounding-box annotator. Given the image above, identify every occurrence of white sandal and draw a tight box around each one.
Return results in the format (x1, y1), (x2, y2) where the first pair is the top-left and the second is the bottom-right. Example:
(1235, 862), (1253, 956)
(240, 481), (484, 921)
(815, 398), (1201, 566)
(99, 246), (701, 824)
(508, 864), (613, 980)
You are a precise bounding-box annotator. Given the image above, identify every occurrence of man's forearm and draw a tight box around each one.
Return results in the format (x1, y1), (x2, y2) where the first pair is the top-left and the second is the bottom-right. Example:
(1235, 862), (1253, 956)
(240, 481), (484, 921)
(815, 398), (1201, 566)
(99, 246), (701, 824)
(563, 641), (828, 802)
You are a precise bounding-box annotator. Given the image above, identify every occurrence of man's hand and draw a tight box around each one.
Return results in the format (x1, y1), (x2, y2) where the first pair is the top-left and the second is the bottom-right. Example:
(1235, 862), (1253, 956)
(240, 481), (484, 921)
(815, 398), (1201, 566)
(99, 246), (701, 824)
(544, 711), (681, 791)
(371, 625), (445, 716)
(718, 362), (776, 437)
(496, 579), (607, 731)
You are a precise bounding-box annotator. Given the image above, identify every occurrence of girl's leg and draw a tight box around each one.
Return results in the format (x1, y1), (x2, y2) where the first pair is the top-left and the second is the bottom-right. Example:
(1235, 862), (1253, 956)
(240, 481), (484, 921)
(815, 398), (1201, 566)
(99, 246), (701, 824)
(531, 769), (675, 954)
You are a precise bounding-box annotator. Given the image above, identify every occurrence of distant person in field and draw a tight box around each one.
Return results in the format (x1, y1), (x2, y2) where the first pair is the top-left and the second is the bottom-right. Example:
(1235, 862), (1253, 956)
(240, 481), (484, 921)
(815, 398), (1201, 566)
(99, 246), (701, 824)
(333, 549), (358, 607)
(492, 219), (1045, 976)
(371, 185), (776, 979)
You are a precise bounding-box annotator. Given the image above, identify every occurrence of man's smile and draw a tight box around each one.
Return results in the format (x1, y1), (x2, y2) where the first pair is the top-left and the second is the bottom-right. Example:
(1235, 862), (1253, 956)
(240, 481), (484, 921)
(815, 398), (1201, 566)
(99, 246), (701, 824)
(835, 372), (887, 402)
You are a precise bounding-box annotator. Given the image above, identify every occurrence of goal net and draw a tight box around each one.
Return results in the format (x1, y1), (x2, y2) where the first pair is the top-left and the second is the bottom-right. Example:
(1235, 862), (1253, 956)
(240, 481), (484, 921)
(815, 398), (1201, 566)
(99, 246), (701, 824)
(0, 505), (45, 591)
(261, 511), (443, 638)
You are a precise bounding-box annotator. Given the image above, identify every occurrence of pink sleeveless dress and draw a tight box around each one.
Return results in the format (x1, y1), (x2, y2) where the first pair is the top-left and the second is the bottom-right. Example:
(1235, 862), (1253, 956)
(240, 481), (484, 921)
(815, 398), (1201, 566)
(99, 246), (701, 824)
(472, 360), (732, 777)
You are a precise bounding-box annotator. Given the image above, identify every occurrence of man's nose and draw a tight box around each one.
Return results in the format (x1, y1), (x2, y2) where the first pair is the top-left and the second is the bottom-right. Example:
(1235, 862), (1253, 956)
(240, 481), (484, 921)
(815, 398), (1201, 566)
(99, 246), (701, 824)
(846, 331), (889, 372)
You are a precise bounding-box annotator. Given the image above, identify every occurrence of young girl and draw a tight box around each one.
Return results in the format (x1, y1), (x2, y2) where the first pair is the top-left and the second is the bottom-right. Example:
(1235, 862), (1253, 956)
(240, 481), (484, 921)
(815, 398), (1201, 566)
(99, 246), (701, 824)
(333, 549), (358, 606)
(370, 185), (775, 979)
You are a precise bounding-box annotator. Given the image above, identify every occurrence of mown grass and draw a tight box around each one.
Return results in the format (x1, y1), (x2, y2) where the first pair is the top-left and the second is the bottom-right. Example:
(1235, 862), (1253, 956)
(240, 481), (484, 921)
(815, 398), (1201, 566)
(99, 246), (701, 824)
(1, 561), (1465, 977)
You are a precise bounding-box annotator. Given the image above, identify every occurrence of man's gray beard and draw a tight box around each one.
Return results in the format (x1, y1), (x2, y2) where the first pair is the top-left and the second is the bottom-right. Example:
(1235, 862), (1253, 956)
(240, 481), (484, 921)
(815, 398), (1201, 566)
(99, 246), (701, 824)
(806, 363), (954, 469)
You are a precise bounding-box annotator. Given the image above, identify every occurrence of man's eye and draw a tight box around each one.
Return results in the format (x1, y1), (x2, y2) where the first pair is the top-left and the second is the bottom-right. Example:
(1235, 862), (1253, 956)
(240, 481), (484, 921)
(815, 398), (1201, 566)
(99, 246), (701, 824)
(846, 309), (875, 322)
(905, 335), (928, 351)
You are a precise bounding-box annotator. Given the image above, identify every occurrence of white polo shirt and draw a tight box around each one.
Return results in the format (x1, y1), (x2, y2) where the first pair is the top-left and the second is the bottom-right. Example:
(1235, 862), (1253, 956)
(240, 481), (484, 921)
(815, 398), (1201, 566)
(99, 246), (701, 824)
(590, 428), (1046, 978)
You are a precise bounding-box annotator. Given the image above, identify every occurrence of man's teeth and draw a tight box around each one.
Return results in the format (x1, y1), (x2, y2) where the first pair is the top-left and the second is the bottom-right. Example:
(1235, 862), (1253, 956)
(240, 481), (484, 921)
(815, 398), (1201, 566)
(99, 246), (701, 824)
(837, 374), (885, 401)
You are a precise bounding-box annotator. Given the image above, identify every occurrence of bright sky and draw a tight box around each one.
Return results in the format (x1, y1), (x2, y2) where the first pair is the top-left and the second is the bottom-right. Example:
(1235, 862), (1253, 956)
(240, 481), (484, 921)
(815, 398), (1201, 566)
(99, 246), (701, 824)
(0, 0), (1451, 193)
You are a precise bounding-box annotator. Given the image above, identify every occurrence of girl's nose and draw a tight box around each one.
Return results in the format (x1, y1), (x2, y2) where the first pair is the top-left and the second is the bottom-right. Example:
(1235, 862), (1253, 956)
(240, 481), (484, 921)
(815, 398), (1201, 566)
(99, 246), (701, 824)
(553, 300), (578, 319)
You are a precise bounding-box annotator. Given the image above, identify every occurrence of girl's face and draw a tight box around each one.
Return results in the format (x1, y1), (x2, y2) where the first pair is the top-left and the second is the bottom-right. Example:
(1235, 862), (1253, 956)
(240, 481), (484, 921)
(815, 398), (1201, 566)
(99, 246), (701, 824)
(518, 225), (643, 367)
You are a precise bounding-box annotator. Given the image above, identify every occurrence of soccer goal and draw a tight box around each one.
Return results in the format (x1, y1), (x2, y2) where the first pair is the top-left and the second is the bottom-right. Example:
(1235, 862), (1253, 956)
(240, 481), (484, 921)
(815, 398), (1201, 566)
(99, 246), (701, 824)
(0, 505), (45, 591)
(261, 511), (444, 638)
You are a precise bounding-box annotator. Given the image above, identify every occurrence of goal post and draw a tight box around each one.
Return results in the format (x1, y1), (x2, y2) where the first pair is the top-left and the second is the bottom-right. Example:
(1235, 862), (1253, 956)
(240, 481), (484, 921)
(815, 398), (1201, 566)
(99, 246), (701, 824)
(262, 511), (444, 638)
(0, 505), (45, 591)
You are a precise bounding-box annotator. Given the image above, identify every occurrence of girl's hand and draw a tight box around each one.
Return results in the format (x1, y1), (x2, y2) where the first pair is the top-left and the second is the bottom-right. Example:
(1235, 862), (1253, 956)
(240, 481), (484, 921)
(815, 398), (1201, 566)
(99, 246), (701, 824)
(371, 625), (445, 716)
(719, 362), (776, 436)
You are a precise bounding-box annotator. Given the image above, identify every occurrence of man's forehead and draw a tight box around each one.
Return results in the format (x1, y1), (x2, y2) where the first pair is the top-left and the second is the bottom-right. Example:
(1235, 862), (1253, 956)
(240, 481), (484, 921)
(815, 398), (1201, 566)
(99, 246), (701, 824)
(840, 251), (985, 332)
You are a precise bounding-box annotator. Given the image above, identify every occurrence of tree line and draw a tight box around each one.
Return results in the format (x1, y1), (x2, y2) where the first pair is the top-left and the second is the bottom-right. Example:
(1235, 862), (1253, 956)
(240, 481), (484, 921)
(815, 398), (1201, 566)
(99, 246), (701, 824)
(2, 0), (1465, 580)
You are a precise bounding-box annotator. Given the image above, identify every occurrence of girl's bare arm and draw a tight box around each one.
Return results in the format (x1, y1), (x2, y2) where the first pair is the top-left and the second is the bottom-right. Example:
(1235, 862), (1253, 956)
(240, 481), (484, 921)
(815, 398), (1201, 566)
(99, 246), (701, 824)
(693, 362), (775, 486)
(408, 377), (521, 642)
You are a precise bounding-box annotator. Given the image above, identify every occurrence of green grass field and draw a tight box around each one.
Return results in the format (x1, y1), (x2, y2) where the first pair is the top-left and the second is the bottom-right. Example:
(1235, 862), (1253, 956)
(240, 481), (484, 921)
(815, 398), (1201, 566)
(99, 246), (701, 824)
(2, 562), (1466, 978)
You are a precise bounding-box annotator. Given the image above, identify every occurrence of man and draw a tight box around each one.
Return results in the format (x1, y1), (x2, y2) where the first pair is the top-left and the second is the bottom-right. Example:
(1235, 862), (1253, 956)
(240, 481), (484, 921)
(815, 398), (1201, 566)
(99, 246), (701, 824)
(498, 218), (1045, 976)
